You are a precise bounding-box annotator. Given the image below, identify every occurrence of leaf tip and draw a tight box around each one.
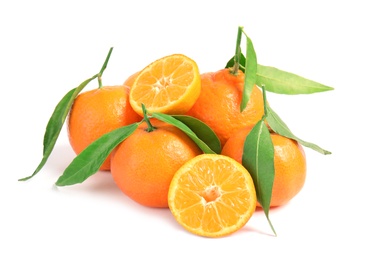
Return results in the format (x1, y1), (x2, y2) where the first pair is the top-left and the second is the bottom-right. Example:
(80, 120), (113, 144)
(54, 178), (65, 187)
(18, 176), (30, 182)
(318, 85), (334, 93)
(18, 168), (41, 182)
(55, 176), (74, 187)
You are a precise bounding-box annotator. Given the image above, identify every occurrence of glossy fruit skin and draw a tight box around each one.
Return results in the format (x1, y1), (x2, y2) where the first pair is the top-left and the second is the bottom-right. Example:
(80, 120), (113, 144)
(221, 126), (307, 207)
(67, 86), (142, 170)
(123, 71), (140, 87)
(186, 69), (264, 147)
(110, 119), (203, 208)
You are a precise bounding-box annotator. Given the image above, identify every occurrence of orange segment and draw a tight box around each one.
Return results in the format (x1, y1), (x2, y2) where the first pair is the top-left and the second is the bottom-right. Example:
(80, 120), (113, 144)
(129, 54), (201, 116)
(168, 154), (257, 238)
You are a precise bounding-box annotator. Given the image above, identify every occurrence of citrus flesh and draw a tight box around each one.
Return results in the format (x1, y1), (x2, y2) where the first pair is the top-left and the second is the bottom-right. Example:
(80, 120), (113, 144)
(168, 154), (256, 237)
(129, 54), (201, 116)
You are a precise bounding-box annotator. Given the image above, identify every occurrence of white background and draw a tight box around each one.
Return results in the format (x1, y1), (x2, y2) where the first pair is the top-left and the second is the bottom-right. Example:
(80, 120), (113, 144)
(1, 0), (368, 259)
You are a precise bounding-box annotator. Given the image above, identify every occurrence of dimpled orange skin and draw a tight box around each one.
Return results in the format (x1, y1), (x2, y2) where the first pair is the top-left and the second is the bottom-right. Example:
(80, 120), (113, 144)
(68, 86), (142, 170)
(186, 69), (264, 147)
(123, 71), (140, 87)
(110, 119), (203, 208)
(221, 126), (307, 207)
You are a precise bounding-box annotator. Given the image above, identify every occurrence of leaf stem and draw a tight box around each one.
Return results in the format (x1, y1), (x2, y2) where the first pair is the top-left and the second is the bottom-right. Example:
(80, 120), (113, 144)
(141, 104), (155, 132)
(261, 85), (268, 118)
(98, 47), (114, 88)
(231, 26), (243, 75)
(98, 75), (103, 89)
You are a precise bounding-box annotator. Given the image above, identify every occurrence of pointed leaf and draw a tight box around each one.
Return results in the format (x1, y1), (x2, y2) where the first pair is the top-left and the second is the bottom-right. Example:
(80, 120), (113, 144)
(151, 113), (216, 154)
(55, 123), (139, 186)
(241, 34), (257, 111)
(19, 75), (98, 181)
(172, 115), (221, 154)
(242, 120), (276, 235)
(266, 104), (331, 155)
(256, 65), (334, 94)
(226, 52), (246, 71)
(20, 47), (114, 181)
(226, 53), (333, 94)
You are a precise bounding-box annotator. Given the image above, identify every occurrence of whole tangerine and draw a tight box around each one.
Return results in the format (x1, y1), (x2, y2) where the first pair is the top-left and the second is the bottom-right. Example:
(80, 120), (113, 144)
(221, 126), (307, 207)
(186, 68), (264, 147)
(111, 118), (203, 208)
(68, 85), (142, 171)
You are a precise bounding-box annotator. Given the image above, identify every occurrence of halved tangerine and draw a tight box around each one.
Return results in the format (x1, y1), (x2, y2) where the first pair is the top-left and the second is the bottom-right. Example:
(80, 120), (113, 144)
(168, 154), (257, 238)
(129, 54), (201, 116)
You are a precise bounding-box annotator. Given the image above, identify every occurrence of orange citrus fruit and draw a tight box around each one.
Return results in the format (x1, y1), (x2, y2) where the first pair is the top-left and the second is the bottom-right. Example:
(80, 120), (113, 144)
(129, 54), (201, 116)
(110, 118), (203, 208)
(168, 154), (257, 238)
(123, 71), (140, 87)
(221, 126), (307, 207)
(186, 68), (264, 147)
(68, 86), (142, 170)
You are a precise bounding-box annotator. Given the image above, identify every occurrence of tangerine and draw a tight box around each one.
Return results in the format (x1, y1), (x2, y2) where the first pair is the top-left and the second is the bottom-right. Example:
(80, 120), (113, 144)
(186, 68), (264, 147)
(68, 86), (142, 170)
(129, 54), (201, 116)
(221, 126), (307, 207)
(168, 154), (256, 237)
(111, 118), (203, 208)
(123, 71), (140, 87)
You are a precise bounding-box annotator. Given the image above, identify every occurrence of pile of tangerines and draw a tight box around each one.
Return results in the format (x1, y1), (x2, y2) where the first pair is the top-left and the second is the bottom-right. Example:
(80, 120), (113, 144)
(22, 37), (331, 237)
(73, 52), (301, 236)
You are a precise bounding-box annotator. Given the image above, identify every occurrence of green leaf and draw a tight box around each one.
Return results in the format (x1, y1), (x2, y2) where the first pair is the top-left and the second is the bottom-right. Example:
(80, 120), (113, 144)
(226, 52), (246, 71)
(266, 104), (331, 155)
(242, 120), (276, 236)
(19, 47), (114, 181)
(226, 53), (333, 94)
(18, 75), (98, 181)
(256, 65), (334, 94)
(151, 113), (216, 154)
(55, 123), (139, 186)
(172, 115), (221, 154)
(241, 34), (257, 112)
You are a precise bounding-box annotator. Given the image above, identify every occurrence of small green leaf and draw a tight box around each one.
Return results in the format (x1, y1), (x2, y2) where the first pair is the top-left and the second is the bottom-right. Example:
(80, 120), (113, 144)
(151, 113), (216, 154)
(55, 123), (139, 186)
(242, 120), (276, 236)
(241, 33), (257, 112)
(256, 65), (334, 94)
(18, 75), (98, 181)
(226, 52), (246, 71)
(266, 104), (331, 155)
(226, 53), (333, 94)
(172, 115), (221, 154)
